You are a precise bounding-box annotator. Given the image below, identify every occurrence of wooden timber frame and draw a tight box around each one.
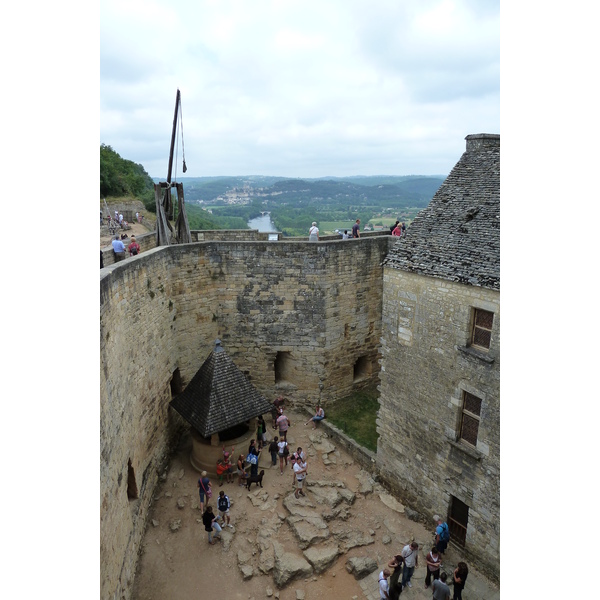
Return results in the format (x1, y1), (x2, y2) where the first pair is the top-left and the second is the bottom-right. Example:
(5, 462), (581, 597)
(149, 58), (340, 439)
(155, 89), (191, 247)
(154, 182), (191, 246)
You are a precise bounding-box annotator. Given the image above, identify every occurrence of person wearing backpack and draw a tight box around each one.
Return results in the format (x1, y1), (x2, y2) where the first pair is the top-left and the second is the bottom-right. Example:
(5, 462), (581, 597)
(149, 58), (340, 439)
(434, 515), (450, 554)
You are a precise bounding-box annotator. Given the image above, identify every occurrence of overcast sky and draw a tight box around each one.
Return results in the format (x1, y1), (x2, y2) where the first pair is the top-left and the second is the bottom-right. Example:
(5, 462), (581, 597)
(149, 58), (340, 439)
(100, 0), (499, 179)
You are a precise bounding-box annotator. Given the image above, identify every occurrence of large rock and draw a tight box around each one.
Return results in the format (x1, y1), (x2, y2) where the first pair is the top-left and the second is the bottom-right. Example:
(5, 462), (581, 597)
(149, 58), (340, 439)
(330, 522), (375, 551)
(345, 556), (378, 579)
(355, 470), (376, 495)
(286, 515), (330, 549)
(302, 545), (341, 574)
(272, 542), (313, 588)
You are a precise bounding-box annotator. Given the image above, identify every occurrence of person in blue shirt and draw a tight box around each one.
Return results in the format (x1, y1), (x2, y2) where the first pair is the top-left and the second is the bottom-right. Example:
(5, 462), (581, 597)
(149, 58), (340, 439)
(111, 235), (126, 261)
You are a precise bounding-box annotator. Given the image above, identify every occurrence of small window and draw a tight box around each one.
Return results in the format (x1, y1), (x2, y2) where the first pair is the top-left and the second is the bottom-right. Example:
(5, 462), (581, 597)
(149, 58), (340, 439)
(471, 308), (493, 350)
(459, 391), (482, 447)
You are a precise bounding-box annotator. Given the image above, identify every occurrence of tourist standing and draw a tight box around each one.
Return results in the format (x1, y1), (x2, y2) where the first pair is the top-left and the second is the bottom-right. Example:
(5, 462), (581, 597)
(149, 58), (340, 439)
(425, 546), (441, 588)
(401, 222), (406, 236)
(277, 438), (289, 474)
(197, 470), (212, 514)
(400, 542), (419, 588)
(309, 222), (319, 241)
(272, 396), (285, 429)
(342, 229), (350, 239)
(352, 219), (361, 238)
(452, 562), (468, 600)
(276, 412), (291, 442)
(268, 436), (279, 466)
(392, 223), (402, 237)
(434, 515), (450, 554)
(390, 220), (400, 234)
(128, 236), (140, 256)
(387, 553), (404, 600)
(432, 572), (451, 600)
(112, 235), (126, 261)
(293, 458), (307, 498)
(257, 415), (267, 449)
(378, 568), (391, 600)
(202, 505), (222, 545)
(236, 454), (248, 487)
(217, 490), (233, 527)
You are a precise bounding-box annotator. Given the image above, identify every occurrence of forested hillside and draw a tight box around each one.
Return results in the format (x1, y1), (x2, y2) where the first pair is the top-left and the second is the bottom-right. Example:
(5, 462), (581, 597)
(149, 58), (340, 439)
(100, 146), (444, 236)
(100, 144), (156, 211)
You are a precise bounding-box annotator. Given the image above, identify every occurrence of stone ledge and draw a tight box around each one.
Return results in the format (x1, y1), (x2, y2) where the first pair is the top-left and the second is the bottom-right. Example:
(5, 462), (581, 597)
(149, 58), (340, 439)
(447, 439), (482, 461)
(456, 345), (495, 364)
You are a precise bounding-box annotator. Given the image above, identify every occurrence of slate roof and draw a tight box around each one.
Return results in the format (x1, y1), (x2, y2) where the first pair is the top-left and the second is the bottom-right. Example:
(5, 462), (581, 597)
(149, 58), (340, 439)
(170, 339), (273, 437)
(384, 133), (500, 290)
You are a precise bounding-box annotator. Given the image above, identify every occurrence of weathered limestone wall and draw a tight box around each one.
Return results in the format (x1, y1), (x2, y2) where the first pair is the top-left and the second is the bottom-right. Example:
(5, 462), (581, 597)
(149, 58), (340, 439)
(100, 248), (188, 600)
(100, 236), (392, 600)
(377, 268), (500, 579)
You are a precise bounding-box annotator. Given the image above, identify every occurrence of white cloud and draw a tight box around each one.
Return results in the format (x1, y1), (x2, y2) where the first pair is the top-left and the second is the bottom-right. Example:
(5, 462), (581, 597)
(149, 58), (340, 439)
(100, 0), (499, 177)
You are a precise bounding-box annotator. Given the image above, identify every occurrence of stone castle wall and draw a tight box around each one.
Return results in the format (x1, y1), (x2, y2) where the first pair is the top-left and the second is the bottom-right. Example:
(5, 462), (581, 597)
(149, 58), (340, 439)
(100, 235), (393, 600)
(377, 268), (500, 578)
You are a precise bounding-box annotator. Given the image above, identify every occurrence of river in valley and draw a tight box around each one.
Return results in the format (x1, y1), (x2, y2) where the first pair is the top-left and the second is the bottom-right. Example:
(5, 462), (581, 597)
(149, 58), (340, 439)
(248, 213), (277, 232)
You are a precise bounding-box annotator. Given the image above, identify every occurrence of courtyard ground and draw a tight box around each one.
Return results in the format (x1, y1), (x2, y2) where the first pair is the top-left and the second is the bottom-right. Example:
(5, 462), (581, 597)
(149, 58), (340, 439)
(129, 408), (499, 600)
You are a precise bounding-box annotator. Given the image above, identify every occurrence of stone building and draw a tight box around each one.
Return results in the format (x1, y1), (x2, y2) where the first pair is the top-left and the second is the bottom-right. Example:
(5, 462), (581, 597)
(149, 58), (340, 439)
(377, 133), (500, 578)
(99, 133), (500, 599)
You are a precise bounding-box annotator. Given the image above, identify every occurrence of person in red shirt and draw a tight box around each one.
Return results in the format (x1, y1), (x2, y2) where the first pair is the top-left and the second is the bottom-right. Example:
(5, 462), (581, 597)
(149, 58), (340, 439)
(128, 236), (141, 256)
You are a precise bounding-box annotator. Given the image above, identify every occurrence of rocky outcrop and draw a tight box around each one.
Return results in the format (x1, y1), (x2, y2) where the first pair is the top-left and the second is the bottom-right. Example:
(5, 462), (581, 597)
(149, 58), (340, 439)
(345, 556), (378, 579)
(272, 541), (313, 588)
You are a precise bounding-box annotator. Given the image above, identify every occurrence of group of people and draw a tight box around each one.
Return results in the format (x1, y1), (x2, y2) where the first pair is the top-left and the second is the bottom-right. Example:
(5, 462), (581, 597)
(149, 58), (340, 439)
(310, 218), (407, 240)
(390, 220), (407, 237)
(111, 234), (140, 261)
(378, 516), (468, 600)
(308, 218), (362, 240)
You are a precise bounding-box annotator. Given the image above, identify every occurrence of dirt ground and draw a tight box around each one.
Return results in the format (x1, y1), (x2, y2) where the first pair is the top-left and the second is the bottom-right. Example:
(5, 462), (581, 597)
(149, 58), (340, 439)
(128, 409), (498, 600)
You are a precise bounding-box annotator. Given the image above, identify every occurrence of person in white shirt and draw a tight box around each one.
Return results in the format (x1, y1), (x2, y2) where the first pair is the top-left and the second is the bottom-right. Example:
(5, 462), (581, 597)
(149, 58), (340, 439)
(293, 460), (307, 498)
(400, 542), (419, 588)
(309, 222), (319, 241)
(378, 569), (391, 599)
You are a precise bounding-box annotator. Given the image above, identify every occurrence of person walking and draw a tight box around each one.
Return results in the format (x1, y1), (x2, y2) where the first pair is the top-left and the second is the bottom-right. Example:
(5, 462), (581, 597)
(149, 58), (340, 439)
(202, 505), (222, 545)
(378, 568), (391, 600)
(387, 553), (404, 600)
(424, 546), (441, 589)
(352, 219), (361, 238)
(197, 470), (212, 514)
(433, 515), (450, 555)
(217, 490), (233, 528)
(309, 222), (319, 241)
(400, 542), (419, 589)
(452, 562), (468, 600)
(432, 572), (451, 600)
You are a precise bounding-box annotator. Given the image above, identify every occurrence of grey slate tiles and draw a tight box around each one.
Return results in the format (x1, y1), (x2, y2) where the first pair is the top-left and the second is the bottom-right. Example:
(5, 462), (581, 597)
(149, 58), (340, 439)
(170, 339), (273, 437)
(384, 133), (500, 290)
